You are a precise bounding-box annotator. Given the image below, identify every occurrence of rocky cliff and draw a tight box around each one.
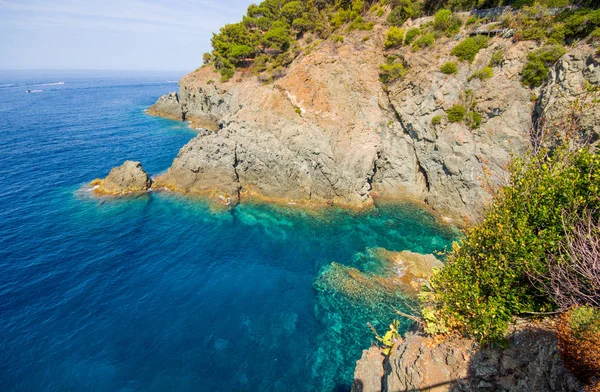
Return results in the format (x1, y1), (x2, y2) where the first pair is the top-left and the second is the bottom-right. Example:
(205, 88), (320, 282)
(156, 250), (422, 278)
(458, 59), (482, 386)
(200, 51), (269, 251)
(352, 320), (584, 392)
(148, 16), (599, 222)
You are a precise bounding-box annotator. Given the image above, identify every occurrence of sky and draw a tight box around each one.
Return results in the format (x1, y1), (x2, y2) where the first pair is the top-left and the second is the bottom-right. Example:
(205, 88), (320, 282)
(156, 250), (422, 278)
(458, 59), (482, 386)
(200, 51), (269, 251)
(0, 0), (255, 71)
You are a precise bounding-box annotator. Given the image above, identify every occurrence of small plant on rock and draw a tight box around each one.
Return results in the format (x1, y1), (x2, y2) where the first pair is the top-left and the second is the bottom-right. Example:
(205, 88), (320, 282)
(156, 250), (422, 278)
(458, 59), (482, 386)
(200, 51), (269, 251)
(451, 35), (489, 62)
(440, 61), (458, 75)
(447, 104), (466, 123)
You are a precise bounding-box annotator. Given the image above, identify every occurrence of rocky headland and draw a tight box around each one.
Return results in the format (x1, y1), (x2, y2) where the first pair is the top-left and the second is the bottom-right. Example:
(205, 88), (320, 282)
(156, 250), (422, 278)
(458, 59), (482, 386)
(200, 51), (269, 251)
(146, 17), (599, 223)
(100, 2), (600, 390)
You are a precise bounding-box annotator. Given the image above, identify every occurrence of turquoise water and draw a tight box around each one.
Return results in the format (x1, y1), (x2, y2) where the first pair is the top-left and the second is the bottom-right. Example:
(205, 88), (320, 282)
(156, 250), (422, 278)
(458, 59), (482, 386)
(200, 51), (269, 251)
(0, 71), (456, 391)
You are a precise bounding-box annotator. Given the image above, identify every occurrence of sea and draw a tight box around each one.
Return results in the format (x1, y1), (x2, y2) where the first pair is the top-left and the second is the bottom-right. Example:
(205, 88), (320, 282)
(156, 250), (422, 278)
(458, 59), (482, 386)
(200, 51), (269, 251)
(0, 70), (457, 391)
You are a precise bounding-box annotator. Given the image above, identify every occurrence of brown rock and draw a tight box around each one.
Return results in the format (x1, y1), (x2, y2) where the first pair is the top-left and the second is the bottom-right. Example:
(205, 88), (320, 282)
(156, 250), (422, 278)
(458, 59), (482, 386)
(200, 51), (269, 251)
(92, 161), (151, 196)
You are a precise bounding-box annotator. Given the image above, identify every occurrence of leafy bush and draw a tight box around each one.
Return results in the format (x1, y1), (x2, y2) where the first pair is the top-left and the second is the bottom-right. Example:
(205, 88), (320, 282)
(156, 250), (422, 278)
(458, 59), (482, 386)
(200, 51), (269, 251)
(387, 0), (422, 27)
(385, 27), (406, 49)
(333, 35), (345, 43)
(421, 146), (600, 342)
(431, 115), (442, 125)
(465, 111), (482, 129)
(450, 35), (489, 62)
(404, 27), (421, 45)
(433, 9), (462, 36)
(220, 67), (235, 82)
(556, 306), (600, 390)
(447, 104), (466, 122)
(521, 44), (566, 88)
(379, 62), (407, 84)
(469, 66), (493, 81)
(489, 50), (504, 67)
(412, 32), (435, 51)
(440, 61), (458, 74)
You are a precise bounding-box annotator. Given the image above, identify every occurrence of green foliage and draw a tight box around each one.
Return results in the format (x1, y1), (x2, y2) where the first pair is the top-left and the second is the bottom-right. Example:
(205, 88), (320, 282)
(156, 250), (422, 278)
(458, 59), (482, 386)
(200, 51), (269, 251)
(469, 66), (493, 81)
(333, 35), (345, 43)
(440, 61), (458, 74)
(412, 32), (435, 51)
(450, 35), (489, 62)
(465, 111), (482, 128)
(387, 0), (422, 27)
(379, 56), (407, 84)
(385, 27), (405, 49)
(375, 320), (401, 356)
(404, 27), (420, 45)
(433, 9), (462, 36)
(489, 50), (504, 68)
(422, 147), (600, 342)
(220, 67), (235, 82)
(521, 44), (566, 88)
(431, 115), (442, 125)
(447, 104), (466, 122)
(570, 306), (600, 339)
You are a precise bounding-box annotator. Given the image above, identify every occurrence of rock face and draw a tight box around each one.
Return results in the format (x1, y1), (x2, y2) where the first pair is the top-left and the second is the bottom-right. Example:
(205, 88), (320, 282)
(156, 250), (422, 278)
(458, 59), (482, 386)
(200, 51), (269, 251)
(353, 323), (584, 392)
(148, 19), (598, 221)
(91, 161), (152, 196)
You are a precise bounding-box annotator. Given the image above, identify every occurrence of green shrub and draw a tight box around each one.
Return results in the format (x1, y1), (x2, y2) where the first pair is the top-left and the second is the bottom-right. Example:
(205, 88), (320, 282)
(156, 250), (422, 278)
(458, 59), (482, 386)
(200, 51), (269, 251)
(433, 9), (462, 36)
(440, 61), (458, 74)
(465, 111), (482, 128)
(404, 27), (420, 45)
(220, 67), (235, 82)
(422, 147), (600, 342)
(333, 35), (345, 43)
(385, 27), (406, 49)
(489, 50), (504, 67)
(431, 115), (442, 125)
(412, 32), (435, 51)
(469, 66), (493, 81)
(379, 63), (407, 84)
(521, 44), (566, 88)
(451, 35), (489, 62)
(387, 0), (422, 27)
(466, 15), (479, 26)
(447, 104), (466, 122)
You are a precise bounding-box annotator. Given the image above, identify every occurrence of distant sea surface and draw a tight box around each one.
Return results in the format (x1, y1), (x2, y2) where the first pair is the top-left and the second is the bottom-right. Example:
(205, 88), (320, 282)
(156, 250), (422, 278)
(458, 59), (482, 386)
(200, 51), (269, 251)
(0, 71), (456, 391)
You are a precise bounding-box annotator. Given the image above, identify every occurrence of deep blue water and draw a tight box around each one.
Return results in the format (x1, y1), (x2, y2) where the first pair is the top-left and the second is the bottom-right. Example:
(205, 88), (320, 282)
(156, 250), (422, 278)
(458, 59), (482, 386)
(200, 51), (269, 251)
(0, 71), (457, 391)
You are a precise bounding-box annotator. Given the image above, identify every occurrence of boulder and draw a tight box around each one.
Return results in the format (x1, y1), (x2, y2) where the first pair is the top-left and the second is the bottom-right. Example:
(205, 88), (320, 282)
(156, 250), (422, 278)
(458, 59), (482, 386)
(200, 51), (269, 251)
(91, 161), (151, 196)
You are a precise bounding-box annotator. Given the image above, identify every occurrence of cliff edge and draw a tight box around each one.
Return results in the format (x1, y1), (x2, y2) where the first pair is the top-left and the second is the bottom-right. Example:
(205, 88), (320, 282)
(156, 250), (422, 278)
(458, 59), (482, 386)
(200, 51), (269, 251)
(148, 18), (599, 222)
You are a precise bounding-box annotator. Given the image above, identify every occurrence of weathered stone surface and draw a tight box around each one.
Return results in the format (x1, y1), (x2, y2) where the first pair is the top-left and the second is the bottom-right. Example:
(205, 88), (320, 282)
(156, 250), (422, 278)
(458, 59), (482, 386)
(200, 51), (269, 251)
(353, 347), (385, 392)
(91, 161), (151, 196)
(148, 20), (597, 222)
(147, 92), (183, 121)
(352, 322), (584, 392)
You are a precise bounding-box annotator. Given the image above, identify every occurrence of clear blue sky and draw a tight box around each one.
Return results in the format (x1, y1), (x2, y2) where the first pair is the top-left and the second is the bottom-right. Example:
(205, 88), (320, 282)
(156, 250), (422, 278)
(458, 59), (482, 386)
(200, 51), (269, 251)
(0, 0), (255, 71)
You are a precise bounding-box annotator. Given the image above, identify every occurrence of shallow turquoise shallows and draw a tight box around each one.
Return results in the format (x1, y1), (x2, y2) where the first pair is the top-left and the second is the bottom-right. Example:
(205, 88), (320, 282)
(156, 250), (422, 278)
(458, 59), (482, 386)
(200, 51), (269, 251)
(0, 71), (457, 391)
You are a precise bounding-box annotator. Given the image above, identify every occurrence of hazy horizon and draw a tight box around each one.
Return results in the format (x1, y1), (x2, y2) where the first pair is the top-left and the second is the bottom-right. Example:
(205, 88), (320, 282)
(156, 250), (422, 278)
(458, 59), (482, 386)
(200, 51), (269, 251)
(0, 0), (255, 71)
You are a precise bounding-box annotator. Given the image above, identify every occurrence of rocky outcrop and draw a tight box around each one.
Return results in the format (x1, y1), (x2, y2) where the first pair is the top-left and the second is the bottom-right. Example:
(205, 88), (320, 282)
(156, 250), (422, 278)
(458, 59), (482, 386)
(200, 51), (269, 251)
(148, 20), (598, 222)
(147, 92), (184, 122)
(352, 322), (584, 392)
(91, 161), (152, 196)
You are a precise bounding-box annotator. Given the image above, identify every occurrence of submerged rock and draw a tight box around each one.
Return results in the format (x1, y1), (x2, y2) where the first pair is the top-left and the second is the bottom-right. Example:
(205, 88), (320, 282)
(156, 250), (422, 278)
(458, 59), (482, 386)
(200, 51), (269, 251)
(91, 161), (152, 196)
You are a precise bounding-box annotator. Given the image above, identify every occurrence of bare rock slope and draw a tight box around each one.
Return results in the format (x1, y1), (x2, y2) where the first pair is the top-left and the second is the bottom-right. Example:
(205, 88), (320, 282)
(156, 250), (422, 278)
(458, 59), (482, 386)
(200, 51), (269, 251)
(148, 22), (599, 222)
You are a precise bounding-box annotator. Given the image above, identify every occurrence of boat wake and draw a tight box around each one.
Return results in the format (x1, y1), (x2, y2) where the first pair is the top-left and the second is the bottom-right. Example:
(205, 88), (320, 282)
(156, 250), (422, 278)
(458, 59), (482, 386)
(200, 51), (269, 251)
(40, 82), (65, 86)
(26, 89), (43, 93)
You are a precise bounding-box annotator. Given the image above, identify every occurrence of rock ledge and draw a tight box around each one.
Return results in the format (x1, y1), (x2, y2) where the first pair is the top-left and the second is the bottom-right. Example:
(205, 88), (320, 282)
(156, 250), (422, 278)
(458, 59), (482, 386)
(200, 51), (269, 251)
(91, 161), (152, 196)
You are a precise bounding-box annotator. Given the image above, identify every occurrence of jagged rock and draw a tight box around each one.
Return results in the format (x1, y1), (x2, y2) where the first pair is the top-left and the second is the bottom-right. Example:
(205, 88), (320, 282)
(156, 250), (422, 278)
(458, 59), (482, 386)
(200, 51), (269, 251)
(352, 322), (584, 392)
(147, 92), (183, 122)
(148, 18), (597, 222)
(91, 161), (151, 196)
(353, 347), (384, 392)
